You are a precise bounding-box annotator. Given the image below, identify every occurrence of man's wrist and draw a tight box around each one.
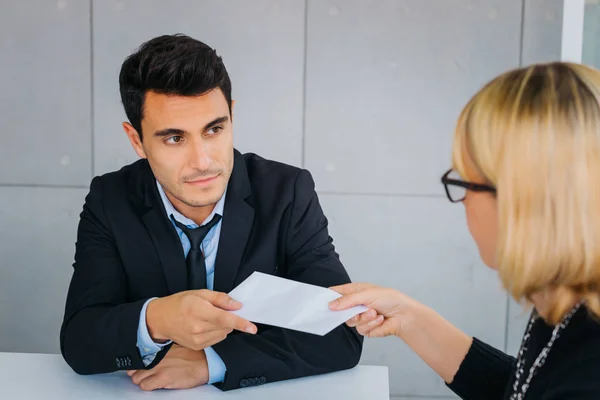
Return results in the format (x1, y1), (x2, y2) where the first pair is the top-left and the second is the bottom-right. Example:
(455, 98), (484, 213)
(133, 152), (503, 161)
(196, 349), (210, 385)
(146, 297), (168, 342)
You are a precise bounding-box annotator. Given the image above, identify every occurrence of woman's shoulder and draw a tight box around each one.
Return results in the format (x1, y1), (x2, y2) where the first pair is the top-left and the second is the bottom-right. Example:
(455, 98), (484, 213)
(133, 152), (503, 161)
(540, 310), (600, 398)
(542, 355), (600, 399)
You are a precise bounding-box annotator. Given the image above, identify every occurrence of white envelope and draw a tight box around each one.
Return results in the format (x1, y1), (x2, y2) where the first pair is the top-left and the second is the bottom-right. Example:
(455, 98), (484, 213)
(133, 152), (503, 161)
(228, 272), (368, 336)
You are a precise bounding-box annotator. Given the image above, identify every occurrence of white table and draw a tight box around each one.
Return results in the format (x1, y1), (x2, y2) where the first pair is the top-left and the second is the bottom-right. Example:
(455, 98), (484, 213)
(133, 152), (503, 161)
(0, 353), (389, 399)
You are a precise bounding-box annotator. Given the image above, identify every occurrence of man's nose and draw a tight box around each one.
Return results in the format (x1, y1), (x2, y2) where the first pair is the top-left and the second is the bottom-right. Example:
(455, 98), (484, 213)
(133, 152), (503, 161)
(188, 140), (211, 170)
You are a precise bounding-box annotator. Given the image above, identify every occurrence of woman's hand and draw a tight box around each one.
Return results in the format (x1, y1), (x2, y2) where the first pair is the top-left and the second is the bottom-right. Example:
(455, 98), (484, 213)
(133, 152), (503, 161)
(330, 282), (473, 384)
(329, 283), (421, 338)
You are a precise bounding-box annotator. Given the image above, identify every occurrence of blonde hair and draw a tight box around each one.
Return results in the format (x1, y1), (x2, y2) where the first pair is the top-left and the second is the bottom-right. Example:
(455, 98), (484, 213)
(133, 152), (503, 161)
(452, 62), (600, 324)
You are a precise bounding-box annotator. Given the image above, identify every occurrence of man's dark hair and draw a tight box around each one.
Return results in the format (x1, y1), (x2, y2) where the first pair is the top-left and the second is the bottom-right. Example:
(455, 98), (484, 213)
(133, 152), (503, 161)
(119, 34), (232, 139)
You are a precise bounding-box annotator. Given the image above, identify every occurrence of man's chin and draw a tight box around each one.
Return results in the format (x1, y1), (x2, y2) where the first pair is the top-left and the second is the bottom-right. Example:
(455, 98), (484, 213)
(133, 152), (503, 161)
(179, 187), (225, 208)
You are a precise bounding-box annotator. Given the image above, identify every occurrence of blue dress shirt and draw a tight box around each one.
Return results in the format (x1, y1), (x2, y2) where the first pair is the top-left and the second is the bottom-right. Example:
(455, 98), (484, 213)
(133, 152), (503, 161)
(136, 181), (227, 384)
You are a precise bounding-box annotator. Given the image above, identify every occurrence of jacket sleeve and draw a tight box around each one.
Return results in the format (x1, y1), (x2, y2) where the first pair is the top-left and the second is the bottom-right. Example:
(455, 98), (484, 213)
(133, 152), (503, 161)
(211, 169), (364, 391)
(59, 176), (170, 374)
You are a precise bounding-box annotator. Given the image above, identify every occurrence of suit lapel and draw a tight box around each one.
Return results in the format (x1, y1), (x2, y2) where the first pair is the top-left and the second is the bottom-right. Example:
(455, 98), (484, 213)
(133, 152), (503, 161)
(141, 209), (188, 294)
(129, 160), (188, 294)
(214, 150), (255, 293)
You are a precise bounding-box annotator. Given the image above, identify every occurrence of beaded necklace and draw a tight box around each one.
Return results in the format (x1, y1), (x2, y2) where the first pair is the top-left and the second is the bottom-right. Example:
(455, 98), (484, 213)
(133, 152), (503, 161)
(509, 302), (583, 399)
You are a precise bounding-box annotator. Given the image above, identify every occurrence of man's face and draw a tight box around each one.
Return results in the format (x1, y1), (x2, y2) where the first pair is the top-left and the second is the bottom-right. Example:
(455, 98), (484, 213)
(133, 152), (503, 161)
(124, 89), (234, 213)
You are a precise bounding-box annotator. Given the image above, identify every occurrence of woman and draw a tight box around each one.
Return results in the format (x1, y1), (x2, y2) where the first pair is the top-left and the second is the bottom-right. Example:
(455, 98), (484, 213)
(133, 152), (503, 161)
(329, 62), (600, 399)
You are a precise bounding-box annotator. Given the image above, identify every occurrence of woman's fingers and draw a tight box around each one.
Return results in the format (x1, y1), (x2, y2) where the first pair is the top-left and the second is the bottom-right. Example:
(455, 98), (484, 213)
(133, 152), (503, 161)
(355, 315), (385, 336)
(329, 283), (375, 296)
(329, 288), (379, 311)
(346, 309), (378, 327)
(364, 321), (395, 338)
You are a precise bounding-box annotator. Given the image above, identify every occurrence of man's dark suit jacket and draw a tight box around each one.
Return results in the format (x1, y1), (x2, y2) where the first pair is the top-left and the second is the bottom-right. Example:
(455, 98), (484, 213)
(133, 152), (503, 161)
(60, 149), (363, 391)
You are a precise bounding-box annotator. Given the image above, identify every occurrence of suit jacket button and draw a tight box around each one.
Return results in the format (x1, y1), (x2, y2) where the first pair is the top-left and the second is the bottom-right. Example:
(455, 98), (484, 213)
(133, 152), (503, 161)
(240, 379), (249, 388)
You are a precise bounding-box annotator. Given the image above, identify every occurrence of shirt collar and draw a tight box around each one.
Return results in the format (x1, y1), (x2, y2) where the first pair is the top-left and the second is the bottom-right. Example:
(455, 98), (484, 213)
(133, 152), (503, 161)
(156, 180), (226, 228)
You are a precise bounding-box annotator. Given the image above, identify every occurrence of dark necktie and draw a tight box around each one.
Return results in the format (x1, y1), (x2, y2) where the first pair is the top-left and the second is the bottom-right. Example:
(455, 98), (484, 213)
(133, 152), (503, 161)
(172, 213), (222, 290)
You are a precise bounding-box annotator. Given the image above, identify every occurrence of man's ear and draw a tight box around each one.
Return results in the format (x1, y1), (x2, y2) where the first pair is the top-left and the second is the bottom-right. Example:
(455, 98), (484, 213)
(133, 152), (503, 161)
(122, 122), (147, 159)
(230, 99), (235, 121)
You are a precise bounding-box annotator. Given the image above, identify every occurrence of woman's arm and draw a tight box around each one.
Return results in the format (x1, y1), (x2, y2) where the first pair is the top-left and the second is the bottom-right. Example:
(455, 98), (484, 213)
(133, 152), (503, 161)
(329, 283), (515, 399)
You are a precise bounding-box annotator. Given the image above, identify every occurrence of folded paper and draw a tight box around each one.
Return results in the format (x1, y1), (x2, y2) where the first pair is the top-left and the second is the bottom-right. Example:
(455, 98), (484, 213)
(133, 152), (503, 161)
(228, 272), (368, 336)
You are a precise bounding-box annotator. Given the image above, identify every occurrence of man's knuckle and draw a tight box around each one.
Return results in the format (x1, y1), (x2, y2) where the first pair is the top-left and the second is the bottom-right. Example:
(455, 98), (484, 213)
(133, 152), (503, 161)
(217, 292), (229, 302)
(191, 322), (206, 334)
(189, 342), (200, 351)
(192, 336), (206, 349)
(196, 299), (211, 312)
(134, 374), (146, 385)
(192, 335), (201, 345)
(181, 298), (195, 315)
(216, 313), (230, 327)
(197, 289), (212, 301)
(236, 317), (248, 329)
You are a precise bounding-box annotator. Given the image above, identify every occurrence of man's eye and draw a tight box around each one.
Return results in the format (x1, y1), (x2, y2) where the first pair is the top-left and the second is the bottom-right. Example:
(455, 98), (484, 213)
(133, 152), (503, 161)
(166, 136), (183, 144)
(207, 126), (223, 135)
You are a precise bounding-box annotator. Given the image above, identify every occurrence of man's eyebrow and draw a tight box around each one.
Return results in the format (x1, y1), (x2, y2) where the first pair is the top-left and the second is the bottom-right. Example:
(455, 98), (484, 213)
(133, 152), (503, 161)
(203, 116), (229, 131)
(152, 116), (229, 137)
(153, 128), (186, 137)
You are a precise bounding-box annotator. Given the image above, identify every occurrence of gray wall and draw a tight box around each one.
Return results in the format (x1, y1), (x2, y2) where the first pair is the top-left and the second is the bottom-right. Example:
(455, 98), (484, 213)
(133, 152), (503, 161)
(584, 0), (600, 68)
(0, 1), (563, 398)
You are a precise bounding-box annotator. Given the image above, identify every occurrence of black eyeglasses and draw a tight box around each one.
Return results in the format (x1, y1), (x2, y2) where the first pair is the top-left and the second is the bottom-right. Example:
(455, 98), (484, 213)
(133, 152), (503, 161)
(441, 168), (496, 202)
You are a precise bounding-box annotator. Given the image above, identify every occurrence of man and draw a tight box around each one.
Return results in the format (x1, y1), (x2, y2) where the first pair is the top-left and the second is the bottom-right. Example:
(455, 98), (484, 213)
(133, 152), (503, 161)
(60, 34), (363, 392)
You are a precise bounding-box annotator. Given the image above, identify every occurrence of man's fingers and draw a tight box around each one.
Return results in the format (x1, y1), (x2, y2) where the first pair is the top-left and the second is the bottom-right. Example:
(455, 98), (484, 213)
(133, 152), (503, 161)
(190, 328), (232, 350)
(189, 290), (257, 333)
(197, 307), (257, 335)
(139, 371), (169, 392)
(196, 290), (242, 311)
(131, 369), (155, 386)
(216, 310), (257, 334)
(126, 370), (137, 377)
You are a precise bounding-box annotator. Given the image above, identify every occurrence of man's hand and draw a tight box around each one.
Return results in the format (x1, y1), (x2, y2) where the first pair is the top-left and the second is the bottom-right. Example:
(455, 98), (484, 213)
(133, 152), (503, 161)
(146, 290), (257, 351)
(128, 344), (209, 391)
